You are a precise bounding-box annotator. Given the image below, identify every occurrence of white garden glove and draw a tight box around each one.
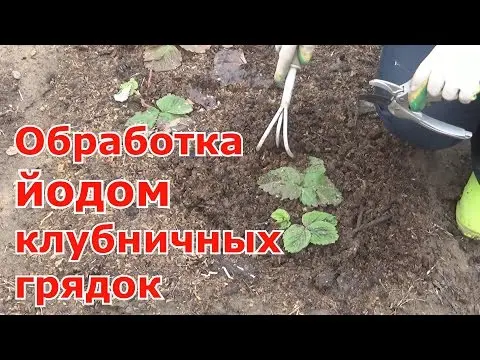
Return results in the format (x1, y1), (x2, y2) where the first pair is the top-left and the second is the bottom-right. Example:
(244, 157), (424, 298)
(274, 45), (315, 87)
(411, 45), (480, 104)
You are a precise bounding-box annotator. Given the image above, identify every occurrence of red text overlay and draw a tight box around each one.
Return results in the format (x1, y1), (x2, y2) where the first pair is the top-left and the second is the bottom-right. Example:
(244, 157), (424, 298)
(12, 124), (269, 308)
(16, 275), (163, 307)
(15, 124), (243, 164)
(16, 169), (170, 214)
(16, 225), (284, 261)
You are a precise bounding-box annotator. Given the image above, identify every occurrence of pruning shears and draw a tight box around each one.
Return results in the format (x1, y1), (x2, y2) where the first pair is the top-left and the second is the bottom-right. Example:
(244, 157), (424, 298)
(360, 79), (473, 140)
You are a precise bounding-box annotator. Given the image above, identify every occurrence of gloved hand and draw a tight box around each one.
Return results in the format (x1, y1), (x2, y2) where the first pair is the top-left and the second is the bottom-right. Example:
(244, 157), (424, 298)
(274, 45), (315, 87)
(410, 45), (480, 106)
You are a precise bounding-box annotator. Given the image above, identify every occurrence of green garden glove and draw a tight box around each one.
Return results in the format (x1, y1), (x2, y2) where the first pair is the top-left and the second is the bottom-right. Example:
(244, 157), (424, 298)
(274, 45), (315, 87)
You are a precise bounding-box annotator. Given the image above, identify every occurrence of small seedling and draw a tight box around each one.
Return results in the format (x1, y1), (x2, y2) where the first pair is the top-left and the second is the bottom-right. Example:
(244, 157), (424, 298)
(114, 78), (139, 103)
(126, 94), (193, 129)
(258, 156), (342, 207)
(271, 209), (339, 253)
(271, 208), (291, 230)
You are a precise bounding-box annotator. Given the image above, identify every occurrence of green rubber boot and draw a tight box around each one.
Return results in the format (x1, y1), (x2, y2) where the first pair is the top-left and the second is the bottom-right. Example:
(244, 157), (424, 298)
(456, 172), (480, 240)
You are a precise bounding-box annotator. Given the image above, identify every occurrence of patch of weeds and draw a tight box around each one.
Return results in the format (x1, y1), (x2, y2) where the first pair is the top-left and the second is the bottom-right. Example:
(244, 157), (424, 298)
(125, 94), (193, 129)
(271, 209), (339, 253)
(257, 156), (342, 207)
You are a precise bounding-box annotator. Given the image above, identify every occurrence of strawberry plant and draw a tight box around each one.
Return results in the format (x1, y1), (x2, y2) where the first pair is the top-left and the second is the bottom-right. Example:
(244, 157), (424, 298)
(257, 156), (342, 207)
(271, 209), (339, 253)
(126, 94), (193, 129)
(271, 208), (291, 230)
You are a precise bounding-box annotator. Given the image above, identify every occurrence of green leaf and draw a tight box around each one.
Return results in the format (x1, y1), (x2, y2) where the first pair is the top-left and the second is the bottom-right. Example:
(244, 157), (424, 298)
(302, 211), (337, 227)
(257, 167), (304, 201)
(156, 94), (193, 115)
(303, 166), (326, 188)
(158, 112), (179, 123)
(300, 187), (318, 207)
(301, 157), (342, 207)
(308, 156), (326, 169)
(258, 157), (343, 207)
(307, 221), (339, 245)
(279, 221), (291, 230)
(271, 209), (291, 230)
(283, 224), (311, 253)
(125, 107), (160, 129)
(271, 208), (290, 223)
(315, 177), (343, 207)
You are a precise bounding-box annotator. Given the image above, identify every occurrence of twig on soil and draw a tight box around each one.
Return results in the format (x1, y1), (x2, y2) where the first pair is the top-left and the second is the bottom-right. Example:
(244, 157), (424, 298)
(140, 98), (150, 108)
(18, 90), (23, 102)
(288, 301), (303, 315)
(430, 287), (444, 305)
(426, 263), (437, 276)
(147, 69), (153, 89)
(222, 266), (233, 280)
(170, 281), (179, 299)
(0, 110), (14, 117)
(433, 223), (454, 238)
(39, 211), (53, 226)
(356, 205), (364, 229)
(200, 271), (218, 278)
(352, 214), (392, 236)
(193, 285), (201, 301)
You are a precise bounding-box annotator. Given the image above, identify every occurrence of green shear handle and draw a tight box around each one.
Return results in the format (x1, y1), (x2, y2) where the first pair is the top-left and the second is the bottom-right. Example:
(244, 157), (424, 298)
(408, 80), (480, 111)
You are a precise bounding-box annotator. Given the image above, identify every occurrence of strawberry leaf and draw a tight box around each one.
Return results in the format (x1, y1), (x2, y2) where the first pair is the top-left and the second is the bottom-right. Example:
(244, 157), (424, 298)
(257, 167), (304, 201)
(126, 107), (160, 129)
(271, 208), (291, 230)
(302, 211), (337, 227)
(307, 221), (339, 245)
(283, 224), (311, 253)
(156, 94), (193, 115)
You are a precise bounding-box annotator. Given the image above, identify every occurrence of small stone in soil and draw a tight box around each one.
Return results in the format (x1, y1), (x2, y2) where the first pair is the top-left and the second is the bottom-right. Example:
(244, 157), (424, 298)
(12, 70), (21, 80)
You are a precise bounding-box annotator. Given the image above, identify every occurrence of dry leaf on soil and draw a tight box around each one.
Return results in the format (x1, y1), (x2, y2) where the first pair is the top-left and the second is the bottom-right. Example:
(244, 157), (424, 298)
(213, 49), (248, 86)
(179, 45), (211, 53)
(144, 45), (182, 72)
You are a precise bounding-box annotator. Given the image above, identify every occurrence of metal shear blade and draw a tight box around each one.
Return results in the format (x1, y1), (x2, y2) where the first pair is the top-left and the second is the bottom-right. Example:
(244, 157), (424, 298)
(358, 94), (392, 107)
